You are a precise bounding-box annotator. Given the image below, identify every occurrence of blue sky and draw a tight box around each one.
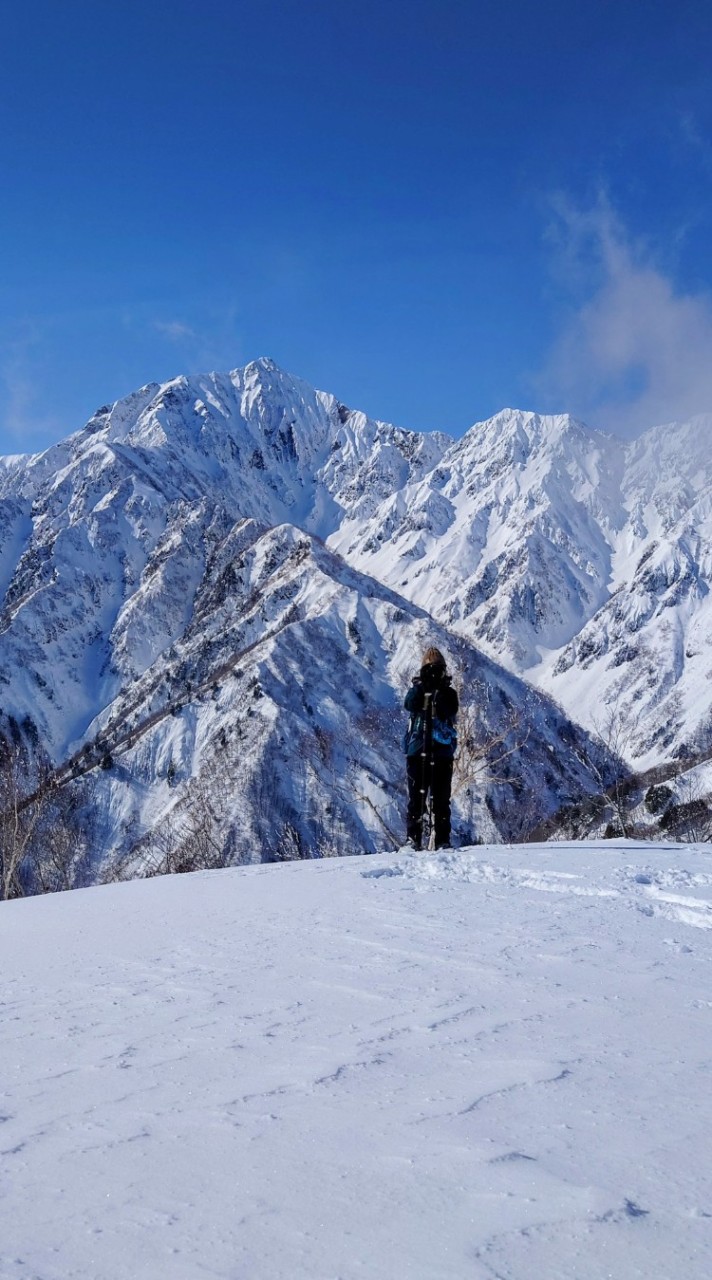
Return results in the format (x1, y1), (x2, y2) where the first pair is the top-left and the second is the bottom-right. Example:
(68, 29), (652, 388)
(2, 0), (712, 451)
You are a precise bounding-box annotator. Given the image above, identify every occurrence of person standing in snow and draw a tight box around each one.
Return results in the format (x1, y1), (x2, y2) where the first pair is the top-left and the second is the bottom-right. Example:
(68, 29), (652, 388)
(403, 647), (458, 850)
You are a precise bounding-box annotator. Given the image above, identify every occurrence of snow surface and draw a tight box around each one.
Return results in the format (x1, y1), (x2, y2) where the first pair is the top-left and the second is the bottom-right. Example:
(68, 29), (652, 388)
(2, 840), (711, 1279)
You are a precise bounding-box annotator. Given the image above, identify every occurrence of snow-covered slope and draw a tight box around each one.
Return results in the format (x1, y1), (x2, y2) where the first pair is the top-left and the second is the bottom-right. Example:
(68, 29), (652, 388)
(79, 519), (610, 870)
(549, 416), (712, 763)
(0, 359), (446, 757)
(330, 409), (626, 665)
(2, 842), (711, 1279)
(331, 408), (712, 767)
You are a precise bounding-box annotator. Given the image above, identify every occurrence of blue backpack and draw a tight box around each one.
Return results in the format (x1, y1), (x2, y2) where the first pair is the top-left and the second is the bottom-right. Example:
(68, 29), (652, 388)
(403, 709), (457, 758)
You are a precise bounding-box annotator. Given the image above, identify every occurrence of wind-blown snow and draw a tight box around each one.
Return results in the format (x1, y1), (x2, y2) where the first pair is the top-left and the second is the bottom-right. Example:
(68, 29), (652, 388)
(1, 840), (711, 1279)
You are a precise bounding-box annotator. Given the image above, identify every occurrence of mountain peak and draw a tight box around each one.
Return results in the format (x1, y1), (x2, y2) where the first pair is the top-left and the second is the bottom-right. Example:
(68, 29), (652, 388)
(245, 355), (280, 373)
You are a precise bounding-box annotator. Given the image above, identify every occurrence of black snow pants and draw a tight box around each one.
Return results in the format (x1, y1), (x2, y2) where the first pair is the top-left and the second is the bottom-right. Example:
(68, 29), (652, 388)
(406, 754), (453, 849)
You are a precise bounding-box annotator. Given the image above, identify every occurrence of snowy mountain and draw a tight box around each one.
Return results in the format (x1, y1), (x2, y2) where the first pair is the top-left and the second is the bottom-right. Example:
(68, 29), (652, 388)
(0, 360), (444, 756)
(1, 357), (711, 877)
(2, 841), (711, 1278)
(330, 408), (624, 665)
(549, 416), (712, 763)
(95, 518), (620, 872)
(0, 362), (614, 877)
(332, 408), (712, 767)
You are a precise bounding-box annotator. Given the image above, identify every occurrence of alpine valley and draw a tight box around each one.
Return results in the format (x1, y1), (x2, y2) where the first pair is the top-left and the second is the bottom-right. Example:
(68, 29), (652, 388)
(1, 357), (710, 882)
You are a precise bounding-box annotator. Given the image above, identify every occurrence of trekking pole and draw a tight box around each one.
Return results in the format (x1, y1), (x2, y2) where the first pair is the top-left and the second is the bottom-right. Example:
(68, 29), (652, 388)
(425, 691), (436, 851)
(420, 691), (432, 848)
(427, 754), (436, 850)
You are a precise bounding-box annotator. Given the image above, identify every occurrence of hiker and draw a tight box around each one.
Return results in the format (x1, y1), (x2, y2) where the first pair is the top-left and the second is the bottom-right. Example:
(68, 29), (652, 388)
(403, 647), (458, 850)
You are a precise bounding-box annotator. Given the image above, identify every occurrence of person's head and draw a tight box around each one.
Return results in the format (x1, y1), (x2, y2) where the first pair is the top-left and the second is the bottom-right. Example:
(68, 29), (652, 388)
(421, 646), (446, 672)
(420, 646), (447, 688)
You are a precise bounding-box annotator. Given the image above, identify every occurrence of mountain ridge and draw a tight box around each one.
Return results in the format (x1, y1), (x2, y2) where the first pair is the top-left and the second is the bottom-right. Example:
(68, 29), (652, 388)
(1, 357), (710, 876)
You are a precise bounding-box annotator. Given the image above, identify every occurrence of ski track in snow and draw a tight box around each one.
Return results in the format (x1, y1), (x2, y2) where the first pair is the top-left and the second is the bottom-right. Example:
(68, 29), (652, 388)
(1, 840), (711, 1279)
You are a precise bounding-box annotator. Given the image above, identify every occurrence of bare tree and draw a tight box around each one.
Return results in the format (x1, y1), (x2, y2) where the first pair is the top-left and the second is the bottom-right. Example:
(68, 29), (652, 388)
(29, 798), (92, 894)
(142, 773), (231, 876)
(575, 705), (637, 838)
(0, 732), (92, 900)
(0, 740), (47, 899)
(661, 774), (712, 843)
(270, 821), (306, 861)
(451, 686), (531, 839)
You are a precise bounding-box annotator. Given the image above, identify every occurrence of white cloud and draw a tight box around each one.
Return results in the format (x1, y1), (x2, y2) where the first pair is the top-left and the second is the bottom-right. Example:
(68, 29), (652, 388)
(150, 310), (244, 376)
(536, 196), (712, 438)
(152, 320), (199, 342)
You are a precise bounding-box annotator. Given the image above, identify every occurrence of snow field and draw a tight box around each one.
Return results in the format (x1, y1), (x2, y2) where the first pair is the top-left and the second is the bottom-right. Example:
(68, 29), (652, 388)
(1, 840), (711, 1279)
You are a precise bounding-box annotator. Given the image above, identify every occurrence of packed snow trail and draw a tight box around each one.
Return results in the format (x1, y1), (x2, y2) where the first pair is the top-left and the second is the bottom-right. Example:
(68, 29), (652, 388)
(1, 841), (711, 1279)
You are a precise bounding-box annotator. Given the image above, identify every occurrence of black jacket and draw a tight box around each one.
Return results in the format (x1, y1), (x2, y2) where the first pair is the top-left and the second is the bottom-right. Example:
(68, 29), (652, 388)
(404, 675), (459, 758)
(404, 678), (459, 722)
